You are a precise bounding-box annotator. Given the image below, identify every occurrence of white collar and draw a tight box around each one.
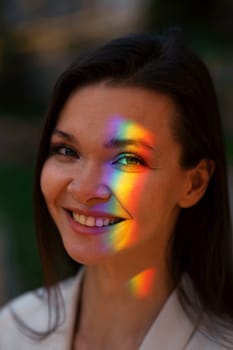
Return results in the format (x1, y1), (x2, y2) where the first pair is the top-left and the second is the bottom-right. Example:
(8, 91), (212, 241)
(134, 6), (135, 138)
(140, 289), (196, 349)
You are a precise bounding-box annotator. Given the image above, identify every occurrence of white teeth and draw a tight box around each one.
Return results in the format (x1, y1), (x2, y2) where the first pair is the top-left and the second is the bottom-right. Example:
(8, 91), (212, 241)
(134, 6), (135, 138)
(96, 218), (104, 227)
(72, 212), (120, 227)
(103, 218), (111, 226)
(79, 214), (86, 225)
(73, 212), (79, 222)
(86, 216), (95, 227)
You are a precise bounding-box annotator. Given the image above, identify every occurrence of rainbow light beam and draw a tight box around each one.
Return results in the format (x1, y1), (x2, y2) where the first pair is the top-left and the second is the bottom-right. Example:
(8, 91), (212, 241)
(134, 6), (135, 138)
(127, 268), (156, 298)
(101, 115), (155, 252)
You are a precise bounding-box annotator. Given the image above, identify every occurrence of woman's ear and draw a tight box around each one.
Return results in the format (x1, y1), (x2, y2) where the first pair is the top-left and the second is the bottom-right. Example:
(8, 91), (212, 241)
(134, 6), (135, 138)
(178, 159), (215, 208)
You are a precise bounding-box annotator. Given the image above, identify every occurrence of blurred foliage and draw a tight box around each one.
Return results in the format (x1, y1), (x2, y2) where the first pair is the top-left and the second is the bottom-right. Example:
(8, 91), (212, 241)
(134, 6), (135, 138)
(146, 0), (233, 48)
(0, 164), (42, 300)
(0, 33), (44, 119)
(225, 135), (233, 165)
(0, 8), (45, 119)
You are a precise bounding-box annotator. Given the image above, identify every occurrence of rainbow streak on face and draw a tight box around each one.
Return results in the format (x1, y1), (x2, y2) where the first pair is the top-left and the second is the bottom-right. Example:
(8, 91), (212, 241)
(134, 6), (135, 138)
(127, 268), (156, 298)
(101, 115), (155, 252)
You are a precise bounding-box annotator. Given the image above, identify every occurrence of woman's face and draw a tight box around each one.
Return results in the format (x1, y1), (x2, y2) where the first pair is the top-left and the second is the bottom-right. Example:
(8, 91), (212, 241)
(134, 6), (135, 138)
(41, 84), (191, 265)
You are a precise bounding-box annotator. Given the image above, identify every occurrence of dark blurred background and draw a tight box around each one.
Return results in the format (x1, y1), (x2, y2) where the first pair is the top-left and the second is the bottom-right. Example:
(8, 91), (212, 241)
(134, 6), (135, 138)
(0, 0), (233, 305)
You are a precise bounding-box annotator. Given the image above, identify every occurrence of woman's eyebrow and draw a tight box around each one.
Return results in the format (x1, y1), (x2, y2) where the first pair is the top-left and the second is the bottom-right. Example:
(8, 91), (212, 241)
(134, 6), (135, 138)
(52, 129), (77, 143)
(103, 137), (155, 151)
(52, 129), (155, 152)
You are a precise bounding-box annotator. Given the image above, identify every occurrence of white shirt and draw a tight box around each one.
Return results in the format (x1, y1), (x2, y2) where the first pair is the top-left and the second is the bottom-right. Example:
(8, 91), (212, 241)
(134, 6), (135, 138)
(0, 270), (229, 349)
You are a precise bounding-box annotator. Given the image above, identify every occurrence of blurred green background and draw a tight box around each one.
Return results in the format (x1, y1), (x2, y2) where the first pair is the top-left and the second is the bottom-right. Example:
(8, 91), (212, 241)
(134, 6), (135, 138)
(0, 0), (233, 305)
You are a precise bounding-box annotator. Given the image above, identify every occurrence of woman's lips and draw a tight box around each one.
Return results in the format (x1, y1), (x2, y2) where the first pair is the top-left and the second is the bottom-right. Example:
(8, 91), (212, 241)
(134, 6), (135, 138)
(64, 209), (126, 235)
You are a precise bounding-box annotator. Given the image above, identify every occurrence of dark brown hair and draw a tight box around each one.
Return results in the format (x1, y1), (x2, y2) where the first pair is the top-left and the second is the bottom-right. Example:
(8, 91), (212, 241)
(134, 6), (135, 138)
(33, 31), (233, 343)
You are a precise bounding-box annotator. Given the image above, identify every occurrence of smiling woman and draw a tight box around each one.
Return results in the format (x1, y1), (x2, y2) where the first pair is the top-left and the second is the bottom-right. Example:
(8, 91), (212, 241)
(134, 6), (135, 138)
(0, 31), (233, 349)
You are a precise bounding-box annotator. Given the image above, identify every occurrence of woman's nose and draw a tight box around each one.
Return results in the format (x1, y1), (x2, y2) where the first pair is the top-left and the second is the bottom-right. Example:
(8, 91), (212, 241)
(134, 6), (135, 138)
(67, 167), (111, 205)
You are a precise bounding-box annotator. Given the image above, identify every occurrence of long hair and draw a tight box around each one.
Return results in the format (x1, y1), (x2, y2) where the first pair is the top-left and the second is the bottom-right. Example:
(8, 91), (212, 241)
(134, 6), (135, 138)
(34, 31), (233, 341)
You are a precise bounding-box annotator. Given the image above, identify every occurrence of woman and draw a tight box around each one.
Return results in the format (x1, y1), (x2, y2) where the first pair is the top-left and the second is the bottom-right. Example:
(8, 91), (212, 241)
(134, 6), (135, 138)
(0, 31), (233, 349)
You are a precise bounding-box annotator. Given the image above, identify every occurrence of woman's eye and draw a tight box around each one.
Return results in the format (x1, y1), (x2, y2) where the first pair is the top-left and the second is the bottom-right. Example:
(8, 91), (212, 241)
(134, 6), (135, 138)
(49, 144), (78, 158)
(113, 153), (146, 169)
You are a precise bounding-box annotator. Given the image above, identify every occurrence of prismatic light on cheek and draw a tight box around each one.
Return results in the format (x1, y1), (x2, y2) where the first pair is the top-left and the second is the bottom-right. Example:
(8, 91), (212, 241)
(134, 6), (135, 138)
(127, 268), (156, 298)
(102, 115), (155, 252)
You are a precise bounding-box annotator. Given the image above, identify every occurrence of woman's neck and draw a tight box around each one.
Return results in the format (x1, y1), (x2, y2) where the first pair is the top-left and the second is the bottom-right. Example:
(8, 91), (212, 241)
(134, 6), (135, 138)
(73, 250), (173, 350)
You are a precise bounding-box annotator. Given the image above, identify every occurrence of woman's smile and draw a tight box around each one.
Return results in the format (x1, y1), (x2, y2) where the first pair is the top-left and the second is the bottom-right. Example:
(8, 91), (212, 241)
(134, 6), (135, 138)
(65, 207), (126, 229)
(64, 208), (127, 236)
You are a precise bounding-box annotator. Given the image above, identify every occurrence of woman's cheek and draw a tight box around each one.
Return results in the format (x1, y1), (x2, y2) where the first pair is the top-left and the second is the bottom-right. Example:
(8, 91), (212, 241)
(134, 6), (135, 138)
(40, 161), (58, 202)
(110, 172), (148, 209)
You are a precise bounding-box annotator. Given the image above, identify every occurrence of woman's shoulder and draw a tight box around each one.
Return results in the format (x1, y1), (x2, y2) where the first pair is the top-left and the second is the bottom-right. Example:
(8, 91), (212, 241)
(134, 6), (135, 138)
(187, 329), (233, 350)
(0, 288), (50, 348)
(0, 272), (82, 349)
(140, 286), (233, 349)
(0, 275), (77, 320)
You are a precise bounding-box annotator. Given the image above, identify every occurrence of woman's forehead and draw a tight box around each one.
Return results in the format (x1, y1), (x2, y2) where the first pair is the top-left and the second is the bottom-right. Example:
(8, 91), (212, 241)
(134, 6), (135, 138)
(56, 84), (177, 139)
